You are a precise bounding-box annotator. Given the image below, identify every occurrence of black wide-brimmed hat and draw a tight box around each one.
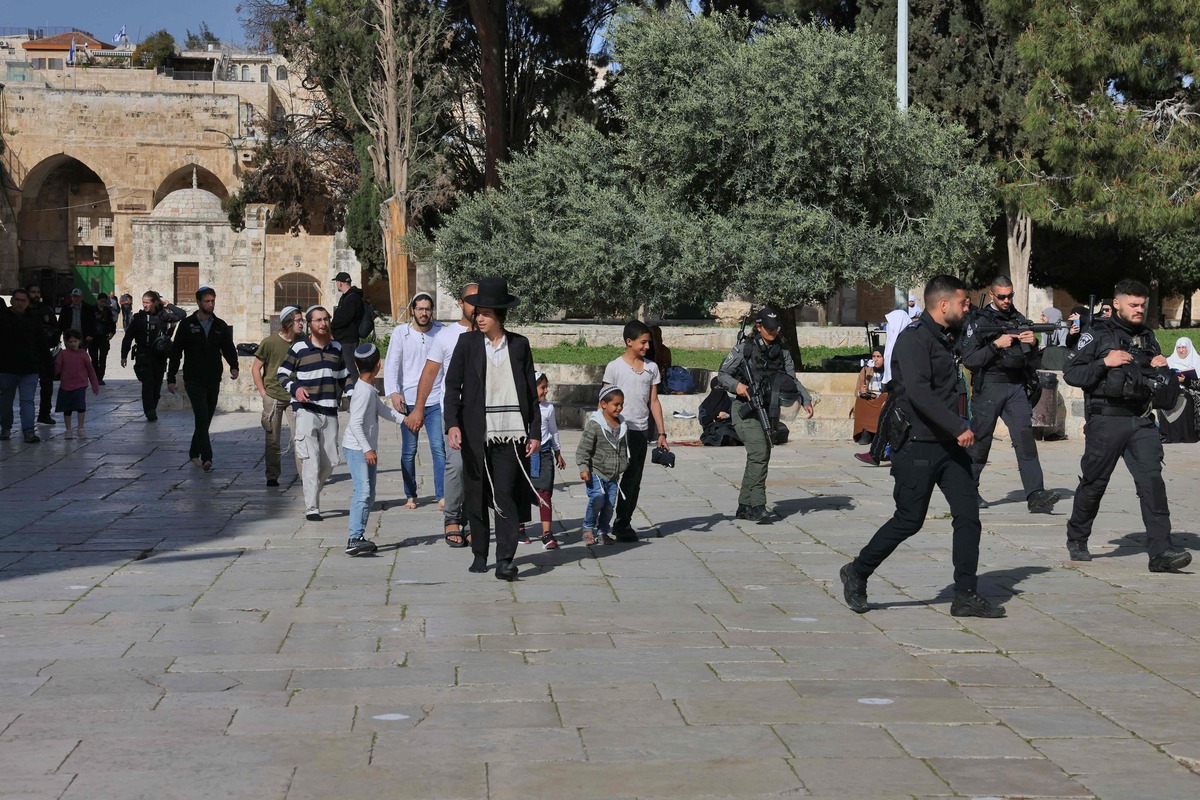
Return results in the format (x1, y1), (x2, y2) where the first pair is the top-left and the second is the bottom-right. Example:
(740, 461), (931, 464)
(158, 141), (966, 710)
(463, 276), (520, 310)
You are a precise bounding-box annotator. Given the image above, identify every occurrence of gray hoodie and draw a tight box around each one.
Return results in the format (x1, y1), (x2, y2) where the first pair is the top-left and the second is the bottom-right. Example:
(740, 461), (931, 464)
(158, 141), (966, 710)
(575, 410), (630, 481)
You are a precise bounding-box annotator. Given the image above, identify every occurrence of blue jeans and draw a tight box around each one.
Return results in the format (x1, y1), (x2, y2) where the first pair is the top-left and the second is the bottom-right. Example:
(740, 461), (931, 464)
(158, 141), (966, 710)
(401, 403), (446, 500)
(0, 372), (39, 434)
(583, 475), (620, 535)
(344, 447), (377, 540)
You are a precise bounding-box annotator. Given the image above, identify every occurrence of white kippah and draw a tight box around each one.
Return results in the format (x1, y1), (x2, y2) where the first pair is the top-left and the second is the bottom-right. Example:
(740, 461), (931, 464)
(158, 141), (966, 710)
(279, 306), (300, 322)
(599, 385), (622, 402)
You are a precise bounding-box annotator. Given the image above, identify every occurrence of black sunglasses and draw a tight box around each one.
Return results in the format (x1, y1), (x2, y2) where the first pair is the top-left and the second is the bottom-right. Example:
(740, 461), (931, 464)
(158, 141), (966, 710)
(993, 293), (1014, 300)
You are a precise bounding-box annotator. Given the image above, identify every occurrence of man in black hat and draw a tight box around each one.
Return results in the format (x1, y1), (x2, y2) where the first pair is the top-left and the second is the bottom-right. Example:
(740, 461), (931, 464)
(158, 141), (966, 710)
(716, 306), (813, 521)
(444, 277), (541, 581)
(331, 271), (366, 387)
(167, 287), (240, 471)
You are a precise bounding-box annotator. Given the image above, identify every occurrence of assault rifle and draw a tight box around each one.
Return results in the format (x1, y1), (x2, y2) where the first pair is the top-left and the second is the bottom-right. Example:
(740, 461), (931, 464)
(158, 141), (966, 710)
(971, 320), (1069, 356)
(735, 313), (775, 443)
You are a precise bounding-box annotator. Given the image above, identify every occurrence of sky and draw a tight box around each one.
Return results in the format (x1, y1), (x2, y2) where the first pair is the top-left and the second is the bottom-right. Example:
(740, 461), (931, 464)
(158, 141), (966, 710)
(3, 1), (248, 47)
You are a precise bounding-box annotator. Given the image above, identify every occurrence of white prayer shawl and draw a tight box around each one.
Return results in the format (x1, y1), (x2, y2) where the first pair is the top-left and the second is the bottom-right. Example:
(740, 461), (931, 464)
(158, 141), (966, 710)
(882, 309), (913, 385)
(1168, 337), (1200, 374)
(484, 347), (526, 442)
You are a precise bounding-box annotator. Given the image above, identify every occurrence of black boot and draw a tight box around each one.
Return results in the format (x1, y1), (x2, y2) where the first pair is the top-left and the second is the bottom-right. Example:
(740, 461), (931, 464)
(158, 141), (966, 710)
(495, 558), (518, 581)
(1149, 548), (1192, 573)
(469, 554), (488, 573)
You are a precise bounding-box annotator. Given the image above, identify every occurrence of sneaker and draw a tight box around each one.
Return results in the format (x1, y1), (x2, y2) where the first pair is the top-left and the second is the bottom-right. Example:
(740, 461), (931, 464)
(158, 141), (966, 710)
(541, 533), (559, 550)
(978, 495), (990, 509)
(345, 537), (378, 556)
(99, 380), (106, 386)
(76, 429), (88, 440)
(950, 588), (1006, 618)
(839, 563), (869, 613)
(1027, 489), (1061, 514)
(1067, 541), (1092, 562)
(37, 415), (56, 425)
(853, 452), (879, 466)
(64, 430), (75, 440)
(612, 527), (639, 543)
(23, 432), (40, 444)
(1148, 548), (1192, 573)
(305, 512), (323, 522)
(146, 412), (157, 422)
(0, 429), (9, 441)
(266, 479), (280, 487)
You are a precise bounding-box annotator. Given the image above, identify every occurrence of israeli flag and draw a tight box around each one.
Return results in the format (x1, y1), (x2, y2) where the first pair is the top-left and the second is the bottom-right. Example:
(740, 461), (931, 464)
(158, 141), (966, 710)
(67, 37), (76, 66)
(113, 25), (126, 44)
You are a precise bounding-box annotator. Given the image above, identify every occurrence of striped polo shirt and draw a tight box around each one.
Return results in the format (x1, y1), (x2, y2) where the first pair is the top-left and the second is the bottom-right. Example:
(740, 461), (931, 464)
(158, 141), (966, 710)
(278, 337), (348, 416)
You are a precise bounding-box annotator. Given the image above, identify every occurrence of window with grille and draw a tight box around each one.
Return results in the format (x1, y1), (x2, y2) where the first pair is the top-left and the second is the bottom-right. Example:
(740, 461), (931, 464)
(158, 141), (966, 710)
(274, 272), (321, 313)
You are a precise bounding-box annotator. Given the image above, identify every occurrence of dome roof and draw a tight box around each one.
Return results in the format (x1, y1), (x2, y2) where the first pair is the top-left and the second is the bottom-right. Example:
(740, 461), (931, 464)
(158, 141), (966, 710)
(151, 188), (226, 221)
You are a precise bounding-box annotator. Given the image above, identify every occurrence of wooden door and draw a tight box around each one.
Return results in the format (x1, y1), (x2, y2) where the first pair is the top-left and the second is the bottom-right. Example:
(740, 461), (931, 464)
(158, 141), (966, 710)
(174, 263), (199, 305)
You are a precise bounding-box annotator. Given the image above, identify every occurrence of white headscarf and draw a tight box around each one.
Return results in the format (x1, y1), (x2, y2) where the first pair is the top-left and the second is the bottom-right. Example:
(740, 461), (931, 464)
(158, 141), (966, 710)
(882, 308), (913, 385)
(1167, 337), (1200, 373)
(907, 292), (922, 318)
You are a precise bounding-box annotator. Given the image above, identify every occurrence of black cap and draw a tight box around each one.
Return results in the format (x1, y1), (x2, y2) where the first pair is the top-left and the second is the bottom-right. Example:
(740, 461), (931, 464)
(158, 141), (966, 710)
(334, 272), (352, 284)
(754, 306), (781, 330)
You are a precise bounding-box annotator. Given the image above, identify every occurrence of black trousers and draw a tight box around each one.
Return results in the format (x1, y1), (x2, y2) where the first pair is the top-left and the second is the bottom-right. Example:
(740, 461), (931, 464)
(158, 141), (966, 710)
(968, 380), (1044, 497)
(338, 338), (360, 387)
(185, 380), (221, 462)
(38, 357), (54, 419)
(138, 357), (167, 416)
(88, 337), (111, 382)
(468, 441), (525, 563)
(852, 440), (982, 592)
(613, 429), (649, 530)
(1067, 414), (1172, 557)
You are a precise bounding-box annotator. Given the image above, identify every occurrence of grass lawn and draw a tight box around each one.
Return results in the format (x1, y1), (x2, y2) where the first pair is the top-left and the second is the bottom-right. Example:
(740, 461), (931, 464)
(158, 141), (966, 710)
(530, 342), (868, 371)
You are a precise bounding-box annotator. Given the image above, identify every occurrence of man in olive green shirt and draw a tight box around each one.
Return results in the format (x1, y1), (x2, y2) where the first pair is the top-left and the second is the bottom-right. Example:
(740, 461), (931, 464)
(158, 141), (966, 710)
(254, 306), (305, 486)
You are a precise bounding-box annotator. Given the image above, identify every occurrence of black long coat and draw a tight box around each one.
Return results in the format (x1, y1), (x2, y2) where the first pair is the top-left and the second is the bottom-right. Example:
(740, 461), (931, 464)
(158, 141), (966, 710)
(444, 330), (540, 523)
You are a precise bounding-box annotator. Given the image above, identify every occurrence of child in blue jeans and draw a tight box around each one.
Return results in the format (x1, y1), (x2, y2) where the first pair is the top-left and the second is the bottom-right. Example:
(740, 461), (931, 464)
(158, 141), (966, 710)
(342, 343), (407, 556)
(576, 386), (630, 545)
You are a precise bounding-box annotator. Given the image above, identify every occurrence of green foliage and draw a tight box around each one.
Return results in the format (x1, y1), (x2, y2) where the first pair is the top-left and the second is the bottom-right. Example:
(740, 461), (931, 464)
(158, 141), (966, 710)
(437, 8), (995, 320)
(345, 135), (386, 280)
(989, 0), (1200, 239)
(133, 30), (177, 68)
(184, 21), (221, 50)
(529, 342), (865, 370)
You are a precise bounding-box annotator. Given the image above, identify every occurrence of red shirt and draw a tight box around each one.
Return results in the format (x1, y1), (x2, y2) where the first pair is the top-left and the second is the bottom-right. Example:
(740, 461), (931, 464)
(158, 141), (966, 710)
(55, 348), (99, 393)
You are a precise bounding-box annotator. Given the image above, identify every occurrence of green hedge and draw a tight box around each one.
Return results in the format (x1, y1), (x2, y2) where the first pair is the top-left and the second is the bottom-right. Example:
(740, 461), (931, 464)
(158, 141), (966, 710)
(529, 343), (867, 371)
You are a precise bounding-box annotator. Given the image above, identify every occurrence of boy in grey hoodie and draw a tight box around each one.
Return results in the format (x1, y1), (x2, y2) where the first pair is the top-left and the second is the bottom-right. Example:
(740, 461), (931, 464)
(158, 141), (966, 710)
(576, 386), (630, 545)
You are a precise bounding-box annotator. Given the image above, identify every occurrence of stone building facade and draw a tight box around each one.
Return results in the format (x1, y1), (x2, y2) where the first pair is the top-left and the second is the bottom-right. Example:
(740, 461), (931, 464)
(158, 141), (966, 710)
(0, 41), (360, 341)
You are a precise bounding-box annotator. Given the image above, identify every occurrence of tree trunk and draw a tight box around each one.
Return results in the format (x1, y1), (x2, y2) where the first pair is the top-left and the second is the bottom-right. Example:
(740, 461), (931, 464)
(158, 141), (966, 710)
(382, 195), (410, 320)
(1005, 208), (1032, 312)
(778, 305), (805, 373)
(468, 0), (507, 189)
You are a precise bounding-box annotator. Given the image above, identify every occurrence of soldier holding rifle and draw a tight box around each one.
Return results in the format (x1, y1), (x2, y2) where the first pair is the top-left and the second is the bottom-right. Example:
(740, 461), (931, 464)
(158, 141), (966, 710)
(716, 306), (813, 522)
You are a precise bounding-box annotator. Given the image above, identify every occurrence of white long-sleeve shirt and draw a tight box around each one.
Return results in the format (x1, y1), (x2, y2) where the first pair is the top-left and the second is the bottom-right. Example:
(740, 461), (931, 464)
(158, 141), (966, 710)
(342, 380), (406, 453)
(539, 401), (560, 452)
(383, 321), (444, 405)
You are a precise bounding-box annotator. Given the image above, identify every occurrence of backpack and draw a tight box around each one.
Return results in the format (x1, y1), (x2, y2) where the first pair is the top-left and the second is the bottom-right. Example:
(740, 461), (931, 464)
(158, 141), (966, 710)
(357, 300), (379, 339)
(663, 365), (695, 394)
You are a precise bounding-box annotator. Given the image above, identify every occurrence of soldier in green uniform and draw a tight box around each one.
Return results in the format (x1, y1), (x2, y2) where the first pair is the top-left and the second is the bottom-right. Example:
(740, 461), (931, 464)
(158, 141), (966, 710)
(717, 307), (814, 521)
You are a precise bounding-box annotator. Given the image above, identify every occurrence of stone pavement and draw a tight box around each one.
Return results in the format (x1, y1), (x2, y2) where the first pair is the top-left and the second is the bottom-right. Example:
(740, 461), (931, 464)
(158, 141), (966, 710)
(3, 363), (1200, 799)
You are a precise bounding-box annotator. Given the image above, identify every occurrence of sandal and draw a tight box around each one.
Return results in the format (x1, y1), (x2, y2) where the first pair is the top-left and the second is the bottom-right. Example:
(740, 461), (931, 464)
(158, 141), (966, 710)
(583, 531), (598, 546)
(445, 527), (468, 548)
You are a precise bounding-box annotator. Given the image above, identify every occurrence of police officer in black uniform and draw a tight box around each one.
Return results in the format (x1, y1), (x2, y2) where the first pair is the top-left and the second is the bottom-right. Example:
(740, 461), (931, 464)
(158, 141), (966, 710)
(25, 283), (61, 426)
(120, 291), (186, 421)
(1063, 279), (1191, 571)
(840, 275), (1004, 618)
(960, 276), (1061, 513)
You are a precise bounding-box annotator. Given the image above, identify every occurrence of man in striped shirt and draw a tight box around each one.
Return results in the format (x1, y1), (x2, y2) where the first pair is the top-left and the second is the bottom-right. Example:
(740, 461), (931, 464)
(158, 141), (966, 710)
(278, 305), (348, 521)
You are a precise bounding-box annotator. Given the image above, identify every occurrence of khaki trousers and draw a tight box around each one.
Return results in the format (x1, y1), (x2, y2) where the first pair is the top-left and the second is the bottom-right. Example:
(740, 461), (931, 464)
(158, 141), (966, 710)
(261, 396), (296, 481)
(294, 409), (340, 515)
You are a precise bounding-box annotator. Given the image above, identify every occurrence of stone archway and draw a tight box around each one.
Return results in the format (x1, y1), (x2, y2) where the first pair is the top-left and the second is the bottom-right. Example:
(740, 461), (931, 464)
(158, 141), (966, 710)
(18, 154), (116, 301)
(153, 164), (229, 208)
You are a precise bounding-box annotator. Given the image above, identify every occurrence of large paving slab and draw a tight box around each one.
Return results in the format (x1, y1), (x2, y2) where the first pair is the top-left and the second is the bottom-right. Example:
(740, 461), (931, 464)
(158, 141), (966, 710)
(2, 363), (1200, 798)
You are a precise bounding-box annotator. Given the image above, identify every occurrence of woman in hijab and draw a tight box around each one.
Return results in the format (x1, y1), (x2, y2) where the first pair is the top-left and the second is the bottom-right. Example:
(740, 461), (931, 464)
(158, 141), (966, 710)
(851, 349), (887, 444)
(1159, 336), (1200, 443)
(1065, 305), (1089, 350)
(1040, 307), (1067, 347)
(698, 377), (738, 446)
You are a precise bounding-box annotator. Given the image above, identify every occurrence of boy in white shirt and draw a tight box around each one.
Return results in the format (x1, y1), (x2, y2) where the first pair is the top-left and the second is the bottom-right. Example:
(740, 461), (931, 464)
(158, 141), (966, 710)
(343, 343), (407, 556)
(601, 320), (669, 541)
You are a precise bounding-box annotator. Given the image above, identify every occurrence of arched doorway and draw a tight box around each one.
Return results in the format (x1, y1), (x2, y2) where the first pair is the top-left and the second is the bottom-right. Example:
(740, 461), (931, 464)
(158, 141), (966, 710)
(18, 155), (114, 303)
(153, 165), (229, 208)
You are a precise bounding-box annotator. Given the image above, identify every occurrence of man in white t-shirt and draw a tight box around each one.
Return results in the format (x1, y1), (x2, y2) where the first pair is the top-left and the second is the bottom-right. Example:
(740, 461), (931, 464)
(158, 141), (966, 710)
(384, 292), (445, 508)
(602, 319), (669, 541)
(406, 283), (477, 546)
